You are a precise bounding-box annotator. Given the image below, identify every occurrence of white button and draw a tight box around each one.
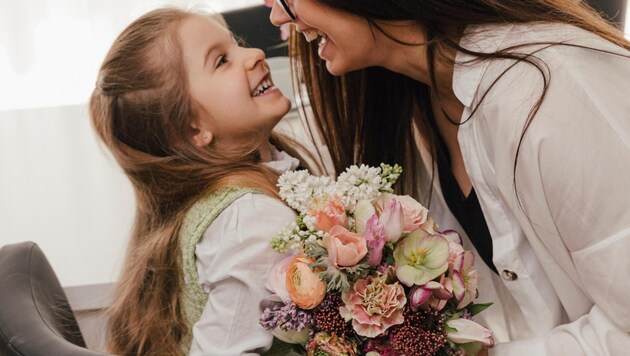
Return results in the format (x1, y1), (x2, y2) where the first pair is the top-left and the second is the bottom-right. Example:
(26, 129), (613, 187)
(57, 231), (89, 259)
(501, 269), (518, 281)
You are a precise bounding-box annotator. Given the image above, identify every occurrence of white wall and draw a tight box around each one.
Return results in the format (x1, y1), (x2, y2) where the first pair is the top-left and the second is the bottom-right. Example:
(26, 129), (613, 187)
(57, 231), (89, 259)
(0, 105), (135, 287)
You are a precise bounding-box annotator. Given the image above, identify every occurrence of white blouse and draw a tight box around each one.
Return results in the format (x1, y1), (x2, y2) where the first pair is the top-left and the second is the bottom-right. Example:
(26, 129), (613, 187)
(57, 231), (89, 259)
(189, 148), (299, 355)
(450, 23), (630, 355)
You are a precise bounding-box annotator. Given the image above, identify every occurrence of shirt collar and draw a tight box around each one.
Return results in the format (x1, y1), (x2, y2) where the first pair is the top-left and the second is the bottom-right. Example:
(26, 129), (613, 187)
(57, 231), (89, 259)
(453, 23), (516, 107)
(263, 144), (300, 173)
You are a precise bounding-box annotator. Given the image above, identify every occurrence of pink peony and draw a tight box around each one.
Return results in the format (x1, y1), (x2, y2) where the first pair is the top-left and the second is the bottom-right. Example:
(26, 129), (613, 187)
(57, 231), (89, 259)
(309, 195), (348, 233)
(286, 254), (326, 309)
(323, 225), (368, 267)
(339, 276), (406, 338)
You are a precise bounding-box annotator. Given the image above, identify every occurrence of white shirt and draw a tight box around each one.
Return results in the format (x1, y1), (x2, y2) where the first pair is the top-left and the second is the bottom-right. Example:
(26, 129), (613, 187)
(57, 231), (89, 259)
(189, 148), (299, 355)
(448, 23), (630, 355)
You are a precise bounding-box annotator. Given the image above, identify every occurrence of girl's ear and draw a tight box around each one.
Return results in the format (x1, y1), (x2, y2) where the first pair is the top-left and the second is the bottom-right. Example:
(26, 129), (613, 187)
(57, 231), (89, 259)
(191, 123), (214, 147)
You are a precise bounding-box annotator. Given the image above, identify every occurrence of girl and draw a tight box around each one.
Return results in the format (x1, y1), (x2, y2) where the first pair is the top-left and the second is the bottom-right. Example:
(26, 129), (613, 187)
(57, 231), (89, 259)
(269, 0), (630, 355)
(90, 7), (302, 355)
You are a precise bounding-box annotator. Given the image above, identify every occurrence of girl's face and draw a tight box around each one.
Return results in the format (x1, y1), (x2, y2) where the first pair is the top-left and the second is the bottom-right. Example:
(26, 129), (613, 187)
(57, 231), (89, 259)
(270, 0), (379, 75)
(180, 15), (291, 147)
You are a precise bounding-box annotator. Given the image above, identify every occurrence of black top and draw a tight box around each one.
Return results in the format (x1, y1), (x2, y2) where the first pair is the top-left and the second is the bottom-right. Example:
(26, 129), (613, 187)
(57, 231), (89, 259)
(435, 136), (499, 275)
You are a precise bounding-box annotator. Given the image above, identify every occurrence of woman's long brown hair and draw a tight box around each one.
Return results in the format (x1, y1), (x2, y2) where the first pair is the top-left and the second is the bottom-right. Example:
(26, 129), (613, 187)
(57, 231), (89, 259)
(90, 8), (296, 355)
(291, 0), (630, 204)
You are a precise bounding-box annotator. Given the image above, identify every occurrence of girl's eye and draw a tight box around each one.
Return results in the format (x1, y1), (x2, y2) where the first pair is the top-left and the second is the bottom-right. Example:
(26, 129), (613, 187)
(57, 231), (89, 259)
(216, 55), (227, 68)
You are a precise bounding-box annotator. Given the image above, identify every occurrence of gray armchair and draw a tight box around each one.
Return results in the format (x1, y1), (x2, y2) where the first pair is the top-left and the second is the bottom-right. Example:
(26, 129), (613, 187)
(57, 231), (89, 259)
(0, 241), (111, 356)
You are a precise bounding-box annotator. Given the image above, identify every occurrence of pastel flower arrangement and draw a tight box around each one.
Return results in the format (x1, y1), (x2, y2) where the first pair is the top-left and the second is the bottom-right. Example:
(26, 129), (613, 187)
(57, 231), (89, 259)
(261, 164), (494, 355)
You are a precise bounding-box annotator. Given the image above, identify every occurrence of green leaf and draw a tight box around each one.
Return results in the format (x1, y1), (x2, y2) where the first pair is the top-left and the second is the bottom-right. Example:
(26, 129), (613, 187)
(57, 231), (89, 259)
(466, 302), (493, 316)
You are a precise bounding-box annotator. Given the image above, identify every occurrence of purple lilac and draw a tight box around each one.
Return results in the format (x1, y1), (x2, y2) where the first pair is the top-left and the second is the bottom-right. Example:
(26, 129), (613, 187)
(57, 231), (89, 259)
(260, 300), (313, 332)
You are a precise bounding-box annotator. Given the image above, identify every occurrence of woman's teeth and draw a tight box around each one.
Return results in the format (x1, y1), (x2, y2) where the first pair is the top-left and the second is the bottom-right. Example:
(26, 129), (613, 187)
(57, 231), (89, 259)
(252, 77), (274, 97)
(303, 30), (318, 42)
(318, 34), (327, 48)
(303, 30), (327, 44)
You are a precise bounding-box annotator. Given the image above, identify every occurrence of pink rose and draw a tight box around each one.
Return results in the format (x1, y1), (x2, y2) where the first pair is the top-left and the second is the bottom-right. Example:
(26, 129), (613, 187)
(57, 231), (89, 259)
(266, 255), (294, 302)
(309, 195), (348, 233)
(339, 276), (406, 337)
(378, 198), (405, 243)
(323, 225), (368, 267)
(375, 193), (434, 233)
(286, 254), (326, 309)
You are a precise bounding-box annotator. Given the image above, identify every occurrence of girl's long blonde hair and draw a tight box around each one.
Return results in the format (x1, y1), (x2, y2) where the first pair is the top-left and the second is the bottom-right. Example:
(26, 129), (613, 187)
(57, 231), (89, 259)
(90, 7), (291, 355)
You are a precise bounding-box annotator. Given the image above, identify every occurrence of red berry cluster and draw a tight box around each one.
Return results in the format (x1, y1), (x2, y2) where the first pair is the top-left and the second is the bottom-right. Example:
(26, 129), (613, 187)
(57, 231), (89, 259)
(313, 293), (355, 337)
(389, 306), (447, 356)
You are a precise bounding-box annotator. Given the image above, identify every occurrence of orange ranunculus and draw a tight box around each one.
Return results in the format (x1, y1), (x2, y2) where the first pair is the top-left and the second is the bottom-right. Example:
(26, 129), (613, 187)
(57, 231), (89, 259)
(323, 225), (368, 268)
(286, 254), (326, 309)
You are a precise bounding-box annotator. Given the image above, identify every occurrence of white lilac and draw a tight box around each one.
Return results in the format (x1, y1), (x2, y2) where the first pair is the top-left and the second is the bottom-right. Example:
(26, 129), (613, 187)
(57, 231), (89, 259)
(278, 170), (314, 212)
(335, 164), (384, 207)
(270, 222), (302, 253)
(379, 163), (403, 193)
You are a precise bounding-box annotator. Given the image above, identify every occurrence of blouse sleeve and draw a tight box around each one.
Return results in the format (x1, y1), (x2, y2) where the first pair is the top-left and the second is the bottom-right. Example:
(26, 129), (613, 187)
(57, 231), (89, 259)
(189, 193), (296, 355)
(480, 38), (630, 355)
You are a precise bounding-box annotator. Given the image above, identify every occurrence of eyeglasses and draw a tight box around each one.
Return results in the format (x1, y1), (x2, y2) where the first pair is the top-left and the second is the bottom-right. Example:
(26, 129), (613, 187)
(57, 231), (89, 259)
(276, 0), (296, 21)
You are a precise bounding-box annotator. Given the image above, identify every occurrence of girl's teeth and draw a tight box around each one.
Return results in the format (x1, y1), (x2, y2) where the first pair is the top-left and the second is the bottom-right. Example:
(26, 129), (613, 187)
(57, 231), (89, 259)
(252, 78), (275, 97)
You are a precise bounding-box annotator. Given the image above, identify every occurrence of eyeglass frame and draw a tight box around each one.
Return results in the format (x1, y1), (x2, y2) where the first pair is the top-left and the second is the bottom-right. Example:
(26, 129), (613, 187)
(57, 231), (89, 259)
(276, 0), (296, 21)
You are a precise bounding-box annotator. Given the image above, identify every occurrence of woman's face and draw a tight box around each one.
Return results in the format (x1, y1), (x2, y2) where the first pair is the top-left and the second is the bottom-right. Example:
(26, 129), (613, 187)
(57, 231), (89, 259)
(270, 0), (379, 75)
(179, 15), (291, 146)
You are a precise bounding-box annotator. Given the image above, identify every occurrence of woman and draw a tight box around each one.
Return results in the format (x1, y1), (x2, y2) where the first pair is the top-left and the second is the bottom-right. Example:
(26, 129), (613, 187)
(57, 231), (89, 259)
(269, 0), (630, 354)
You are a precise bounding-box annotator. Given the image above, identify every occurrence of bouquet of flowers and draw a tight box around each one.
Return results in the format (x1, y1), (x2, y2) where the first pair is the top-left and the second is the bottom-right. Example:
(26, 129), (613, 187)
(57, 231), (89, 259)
(260, 164), (494, 355)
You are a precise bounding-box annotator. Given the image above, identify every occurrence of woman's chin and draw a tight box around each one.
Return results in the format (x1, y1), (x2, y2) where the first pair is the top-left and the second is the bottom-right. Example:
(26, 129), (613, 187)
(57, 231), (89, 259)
(324, 60), (348, 76)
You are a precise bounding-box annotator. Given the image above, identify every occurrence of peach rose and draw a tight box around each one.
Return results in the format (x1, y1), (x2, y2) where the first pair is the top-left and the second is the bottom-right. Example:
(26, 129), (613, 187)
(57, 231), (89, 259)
(323, 225), (368, 268)
(286, 254), (326, 309)
(309, 195), (348, 232)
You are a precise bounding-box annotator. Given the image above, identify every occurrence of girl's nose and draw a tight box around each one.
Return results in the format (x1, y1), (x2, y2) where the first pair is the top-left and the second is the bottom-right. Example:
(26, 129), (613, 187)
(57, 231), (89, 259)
(243, 47), (266, 70)
(269, 2), (292, 26)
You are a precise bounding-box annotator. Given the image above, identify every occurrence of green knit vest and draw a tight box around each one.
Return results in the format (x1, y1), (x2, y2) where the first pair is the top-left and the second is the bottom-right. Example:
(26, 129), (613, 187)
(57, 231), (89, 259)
(178, 188), (302, 355)
(179, 187), (257, 354)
